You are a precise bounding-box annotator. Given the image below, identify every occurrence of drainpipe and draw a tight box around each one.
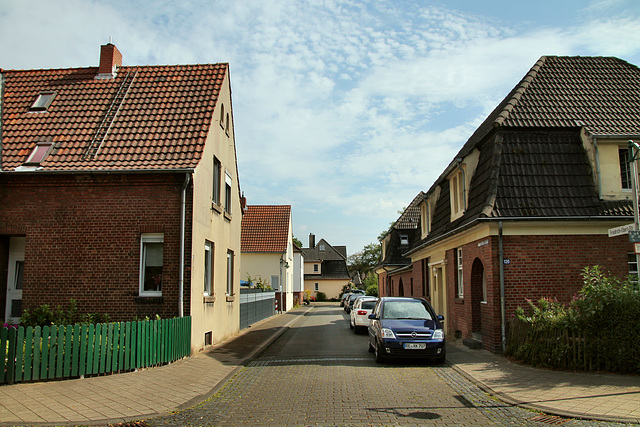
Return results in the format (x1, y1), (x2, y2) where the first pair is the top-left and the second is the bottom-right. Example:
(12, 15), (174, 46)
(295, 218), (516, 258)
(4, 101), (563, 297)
(498, 221), (506, 351)
(455, 158), (466, 210)
(178, 173), (191, 318)
(0, 70), (4, 171)
(591, 136), (602, 199)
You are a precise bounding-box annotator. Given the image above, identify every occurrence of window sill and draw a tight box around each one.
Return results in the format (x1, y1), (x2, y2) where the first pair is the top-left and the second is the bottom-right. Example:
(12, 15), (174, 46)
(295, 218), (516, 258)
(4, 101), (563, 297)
(135, 296), (164, 304)
(225, 294), (235, 302)
(203, 295), (216, 304)
(224, 212), (232, 222)
(211, 203), (222, 214)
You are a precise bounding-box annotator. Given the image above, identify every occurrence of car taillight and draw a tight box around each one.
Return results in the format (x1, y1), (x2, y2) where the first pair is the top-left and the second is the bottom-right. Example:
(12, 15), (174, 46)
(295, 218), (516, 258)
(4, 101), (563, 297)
(357, 310), (367, 315)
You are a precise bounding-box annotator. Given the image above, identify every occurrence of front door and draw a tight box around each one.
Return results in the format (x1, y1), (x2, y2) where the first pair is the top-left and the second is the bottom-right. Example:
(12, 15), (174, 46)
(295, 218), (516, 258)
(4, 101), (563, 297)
(431, 264), (447, 317)
(5, 237), (25, 324)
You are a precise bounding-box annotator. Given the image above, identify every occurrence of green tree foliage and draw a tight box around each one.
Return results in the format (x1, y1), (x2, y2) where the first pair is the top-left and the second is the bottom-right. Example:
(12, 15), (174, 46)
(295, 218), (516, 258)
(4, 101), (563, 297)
(292, 235), (303, 248)
(347, 242), (381, 279)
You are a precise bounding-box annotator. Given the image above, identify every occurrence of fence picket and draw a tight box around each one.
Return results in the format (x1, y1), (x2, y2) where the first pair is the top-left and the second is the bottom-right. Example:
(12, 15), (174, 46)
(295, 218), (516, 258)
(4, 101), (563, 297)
(6, 328), (17, 384)
(99, 324), (108, 374)
(56, 326), (65, 378)
(0, 328), (7, 384)
(71, 324), (80, 377)
(87, 324), (96, 375)
(23, 327), (33, 381)
(15, 326), (25, 382)
(32, 327), (41, 381)
(105, 323), (113, 373)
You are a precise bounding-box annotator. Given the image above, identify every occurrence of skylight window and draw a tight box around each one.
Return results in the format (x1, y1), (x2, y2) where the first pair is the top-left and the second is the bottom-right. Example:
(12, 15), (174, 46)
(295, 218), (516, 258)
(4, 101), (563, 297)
(25, 141), (54, 165)
(30, 92), (57, 111)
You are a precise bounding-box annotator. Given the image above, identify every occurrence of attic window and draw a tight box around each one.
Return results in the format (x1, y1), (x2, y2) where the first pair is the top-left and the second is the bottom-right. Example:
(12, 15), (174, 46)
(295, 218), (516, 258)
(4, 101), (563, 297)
(25, 141), (54, 165)
(30, 92), (56, 112)
(319, 244), (325, 251)
(400, 234), (409, 245)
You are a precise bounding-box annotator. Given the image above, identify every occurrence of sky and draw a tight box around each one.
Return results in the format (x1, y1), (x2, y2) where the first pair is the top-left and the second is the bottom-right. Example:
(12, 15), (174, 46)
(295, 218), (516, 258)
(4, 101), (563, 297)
(2, 0), (640, 255)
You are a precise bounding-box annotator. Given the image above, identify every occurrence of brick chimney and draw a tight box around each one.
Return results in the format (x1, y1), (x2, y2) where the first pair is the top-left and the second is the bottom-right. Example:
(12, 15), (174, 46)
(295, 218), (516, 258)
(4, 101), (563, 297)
(309, 233), (315, 249)
(96, 43), (122, 79)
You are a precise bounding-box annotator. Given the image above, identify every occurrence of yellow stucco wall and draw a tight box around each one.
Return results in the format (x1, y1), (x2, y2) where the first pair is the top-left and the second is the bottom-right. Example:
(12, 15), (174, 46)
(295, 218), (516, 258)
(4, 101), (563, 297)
(304, 278), (349, 300)
(189, 68), (242, 353)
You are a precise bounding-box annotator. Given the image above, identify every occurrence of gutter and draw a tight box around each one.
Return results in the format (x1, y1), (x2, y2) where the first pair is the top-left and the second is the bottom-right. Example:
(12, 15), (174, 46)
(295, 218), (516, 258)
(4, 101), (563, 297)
(178, 172), (191, 318)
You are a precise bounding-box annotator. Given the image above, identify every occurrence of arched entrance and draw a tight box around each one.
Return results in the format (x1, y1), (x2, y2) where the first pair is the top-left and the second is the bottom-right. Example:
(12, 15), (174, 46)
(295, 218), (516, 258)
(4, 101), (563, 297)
(470, 258), (485, 341)
(398, 278), (404, 296)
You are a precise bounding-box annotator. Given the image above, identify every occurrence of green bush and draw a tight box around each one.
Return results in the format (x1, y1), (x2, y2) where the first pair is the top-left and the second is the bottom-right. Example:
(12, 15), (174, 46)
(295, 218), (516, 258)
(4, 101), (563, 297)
(315, 291), (327, 301)
(507, 266), (640, 373)
(20, 299), (111, 328)
(365, 283), (378, 297)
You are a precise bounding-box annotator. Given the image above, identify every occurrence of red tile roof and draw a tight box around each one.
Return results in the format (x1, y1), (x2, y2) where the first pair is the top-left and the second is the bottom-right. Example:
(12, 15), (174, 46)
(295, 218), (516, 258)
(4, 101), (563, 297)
(241, 205), (291, 253)
(1, 62), (228, 171)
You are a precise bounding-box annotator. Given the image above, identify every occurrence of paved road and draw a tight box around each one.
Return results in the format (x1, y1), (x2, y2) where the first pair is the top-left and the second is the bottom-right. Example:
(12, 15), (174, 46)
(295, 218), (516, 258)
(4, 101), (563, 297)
(146, 305), (631, 426)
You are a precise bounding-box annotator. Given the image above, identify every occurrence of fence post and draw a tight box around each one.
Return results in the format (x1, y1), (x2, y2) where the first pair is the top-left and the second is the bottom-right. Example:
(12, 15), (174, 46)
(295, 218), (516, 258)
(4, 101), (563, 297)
(5, 327), (17, 385)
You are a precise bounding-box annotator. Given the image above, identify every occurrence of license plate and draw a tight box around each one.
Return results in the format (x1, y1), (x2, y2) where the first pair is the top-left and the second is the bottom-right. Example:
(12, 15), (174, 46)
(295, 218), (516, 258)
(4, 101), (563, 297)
(404, 343), (426, 350)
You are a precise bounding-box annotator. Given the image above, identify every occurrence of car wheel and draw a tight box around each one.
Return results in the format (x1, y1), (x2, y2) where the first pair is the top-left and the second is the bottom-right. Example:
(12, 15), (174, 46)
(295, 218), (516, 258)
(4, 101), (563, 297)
(368, 340), (374, 353)
(349, 320), (354, 329)
(374, 342), (386, 364)
(353, 325), (359, 334)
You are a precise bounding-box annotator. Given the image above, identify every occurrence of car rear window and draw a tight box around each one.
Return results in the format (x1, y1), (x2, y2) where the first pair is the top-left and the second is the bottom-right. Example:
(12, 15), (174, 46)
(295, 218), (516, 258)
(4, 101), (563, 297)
(382, 301), (433, 320)
(361, 301), (376, 309)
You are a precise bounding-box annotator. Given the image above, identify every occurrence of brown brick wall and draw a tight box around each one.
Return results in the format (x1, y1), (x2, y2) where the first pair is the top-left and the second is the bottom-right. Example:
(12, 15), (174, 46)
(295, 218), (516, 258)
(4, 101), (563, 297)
(0, 173), (191, 322)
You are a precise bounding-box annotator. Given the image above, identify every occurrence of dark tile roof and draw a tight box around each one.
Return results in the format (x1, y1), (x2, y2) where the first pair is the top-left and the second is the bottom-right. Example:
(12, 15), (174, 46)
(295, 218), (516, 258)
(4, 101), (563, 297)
(302, 238), (350, 280)
(378, 192), (424, 268)
(1, 63), (228, 171)
(241, 205), (291, 253)
(407, 56), (639, 255)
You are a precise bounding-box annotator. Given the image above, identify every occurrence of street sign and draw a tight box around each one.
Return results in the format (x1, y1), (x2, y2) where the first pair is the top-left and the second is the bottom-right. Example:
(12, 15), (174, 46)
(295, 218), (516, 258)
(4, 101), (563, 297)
(635, 243), (640, 254)
(608, 223), (635, 237)
(630, 231), (640, 243)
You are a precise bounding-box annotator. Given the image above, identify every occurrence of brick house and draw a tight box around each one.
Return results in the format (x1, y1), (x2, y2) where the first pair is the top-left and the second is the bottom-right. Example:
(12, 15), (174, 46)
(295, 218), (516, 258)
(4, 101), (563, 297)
(302, 234), (351, 300)
(391, 56), (640, 352)
(240, 205), (295, 311)
(0, 44), (243, 353)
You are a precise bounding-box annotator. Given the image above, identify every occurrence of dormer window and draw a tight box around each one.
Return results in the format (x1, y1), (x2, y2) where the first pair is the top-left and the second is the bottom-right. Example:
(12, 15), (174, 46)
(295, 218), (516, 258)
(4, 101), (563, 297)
(400, 234), (409, 246)
(30, 92), (56, 112)
(25, 141), (54, 165)
(319, 244), (325, 251)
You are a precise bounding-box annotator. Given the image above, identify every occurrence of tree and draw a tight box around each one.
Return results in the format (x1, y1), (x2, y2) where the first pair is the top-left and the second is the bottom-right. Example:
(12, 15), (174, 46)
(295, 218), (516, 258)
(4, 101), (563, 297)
(347, 242), (381, 280)
(293, 235), (303, 248)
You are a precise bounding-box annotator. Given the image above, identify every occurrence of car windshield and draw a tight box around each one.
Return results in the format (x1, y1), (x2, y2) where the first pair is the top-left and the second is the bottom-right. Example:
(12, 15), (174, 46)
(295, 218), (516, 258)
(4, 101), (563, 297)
(382, 301), (432, 320)
(361, 301), (377, 310)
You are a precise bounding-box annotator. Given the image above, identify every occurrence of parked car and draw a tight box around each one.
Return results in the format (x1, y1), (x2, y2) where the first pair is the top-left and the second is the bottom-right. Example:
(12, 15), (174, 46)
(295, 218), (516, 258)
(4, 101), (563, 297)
(350, 296), (378, 333)
(345, 293), (363, 313)
(341, 289), (364, 307)
(367, 297), (445, 364)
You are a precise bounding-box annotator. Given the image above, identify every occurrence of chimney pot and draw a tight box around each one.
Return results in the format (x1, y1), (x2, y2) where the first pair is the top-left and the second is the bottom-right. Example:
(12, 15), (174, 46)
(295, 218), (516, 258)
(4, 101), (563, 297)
(309, 233), (315, 249)
(97, 43), (122, 79)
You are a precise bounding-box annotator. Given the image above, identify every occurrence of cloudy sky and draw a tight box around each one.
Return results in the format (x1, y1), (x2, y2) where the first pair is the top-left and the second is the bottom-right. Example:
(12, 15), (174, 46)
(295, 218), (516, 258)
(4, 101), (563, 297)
(2, 0), (640, 254)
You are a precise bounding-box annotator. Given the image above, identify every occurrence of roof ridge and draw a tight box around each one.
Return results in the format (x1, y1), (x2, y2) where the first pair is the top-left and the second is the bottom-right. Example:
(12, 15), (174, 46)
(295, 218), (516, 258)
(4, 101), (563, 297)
(493, 56), (548, 128)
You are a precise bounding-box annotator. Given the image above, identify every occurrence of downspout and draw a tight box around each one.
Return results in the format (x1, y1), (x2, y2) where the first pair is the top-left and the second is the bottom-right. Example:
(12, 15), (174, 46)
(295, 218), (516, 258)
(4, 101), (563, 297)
(455, 158), (466, 210)
(591, 136), (602, 199)
(498, 221), (506, 352)
(179, 173), (191, 318)
(0, 70), (4, 171)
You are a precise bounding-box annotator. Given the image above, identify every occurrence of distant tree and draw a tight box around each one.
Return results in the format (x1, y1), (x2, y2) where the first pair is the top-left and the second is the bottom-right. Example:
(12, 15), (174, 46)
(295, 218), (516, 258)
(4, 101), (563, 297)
(364, 273), (378, 296)
(293, 235), (303, 248)
(348, 242), (381, 280)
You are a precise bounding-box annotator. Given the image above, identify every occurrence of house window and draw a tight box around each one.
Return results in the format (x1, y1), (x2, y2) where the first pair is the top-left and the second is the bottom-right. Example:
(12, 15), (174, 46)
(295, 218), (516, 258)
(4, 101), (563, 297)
(450, 169), (465, 219)
(225, 113), (230, 136)
(314, 283), (319, 291)
(213, 157), (221, 206)
(455, 248), (464, 298)
(271, 275), (279, 290)
(400, 234), (409, 245)
(313, 264), (319, 272)
(620, 148), (632, 190)
(140, 233), (164, 296)
(628, 253), (638, 281)
(226, 250), (234, 295)
(219, 104), (225, 129)
(25, 141), (54, 165)
(14, 261), (24, 290)
(224, 171), (232, 215)
(421, 201), (430, 236)
(204, 241), (214, 295)
(30, 92), (56, 111)
(319, 244), (325, 251)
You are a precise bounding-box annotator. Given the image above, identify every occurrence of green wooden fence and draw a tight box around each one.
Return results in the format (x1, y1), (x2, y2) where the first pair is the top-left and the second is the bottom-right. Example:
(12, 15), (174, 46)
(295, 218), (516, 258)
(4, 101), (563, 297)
(0, 316), (191, 385)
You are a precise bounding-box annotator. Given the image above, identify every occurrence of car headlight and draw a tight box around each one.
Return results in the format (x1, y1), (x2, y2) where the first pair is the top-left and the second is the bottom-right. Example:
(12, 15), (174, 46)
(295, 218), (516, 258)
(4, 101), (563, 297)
(381, 328), (396, 339)
(432, 329), (444, 340)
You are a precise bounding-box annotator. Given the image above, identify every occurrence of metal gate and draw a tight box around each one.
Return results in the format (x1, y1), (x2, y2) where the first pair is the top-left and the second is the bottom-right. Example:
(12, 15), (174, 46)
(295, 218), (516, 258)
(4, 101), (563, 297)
(240, 288), (276, 329)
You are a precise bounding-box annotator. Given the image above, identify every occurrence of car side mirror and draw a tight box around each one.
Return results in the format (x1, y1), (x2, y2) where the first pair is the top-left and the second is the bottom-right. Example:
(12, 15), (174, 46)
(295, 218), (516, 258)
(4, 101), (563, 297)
(437, 315), (445, 321)
(368, 314), (378, 320)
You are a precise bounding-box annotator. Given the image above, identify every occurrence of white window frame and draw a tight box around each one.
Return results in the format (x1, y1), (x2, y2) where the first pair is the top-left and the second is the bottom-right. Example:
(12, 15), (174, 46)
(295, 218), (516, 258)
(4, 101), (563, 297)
(619, 148), (632, 191)
(313, 264), (319, 272)
(314, 283), (319, 291)
(224, 171), (232, 215)
(226, 250), (234, 296)
(456, 247), (464, 298)
(400, 234), (409, 245)
(213, 157), (221, 206)
(204, 241), (214, 296)
(271, 275), (279, 291)
(139, 233), (164, 297)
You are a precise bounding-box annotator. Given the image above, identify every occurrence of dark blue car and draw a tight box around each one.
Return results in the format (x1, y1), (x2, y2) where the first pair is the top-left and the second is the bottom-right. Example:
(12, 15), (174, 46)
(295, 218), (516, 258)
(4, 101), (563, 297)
(368, 297), (445, 364)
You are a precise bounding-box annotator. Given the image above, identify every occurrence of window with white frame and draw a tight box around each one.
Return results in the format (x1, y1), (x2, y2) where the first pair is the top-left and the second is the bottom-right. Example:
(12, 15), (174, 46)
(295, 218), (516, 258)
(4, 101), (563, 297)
(204, 241), (214, 296)
(400, 234), (409, 245)
(455, 247), (464, 298)
(271, 275), (279, 290)
(224, 171), (232, 215)
(313, 264), (319, 272)
(619, 148), (632, 190)
(314, 283), (319, 291)
(450, 169), (465, 219)
(628, 253), (638, 282)
(226, 250), (234, 295)
(140, 233), (164, 296)
(213, 157), (221, 206)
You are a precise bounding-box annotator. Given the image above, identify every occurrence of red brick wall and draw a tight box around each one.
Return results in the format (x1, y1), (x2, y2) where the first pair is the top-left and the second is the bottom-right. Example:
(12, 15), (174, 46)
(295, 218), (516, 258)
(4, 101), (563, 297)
(0, 173), (191, 322)
(444, 233), (633, 352)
